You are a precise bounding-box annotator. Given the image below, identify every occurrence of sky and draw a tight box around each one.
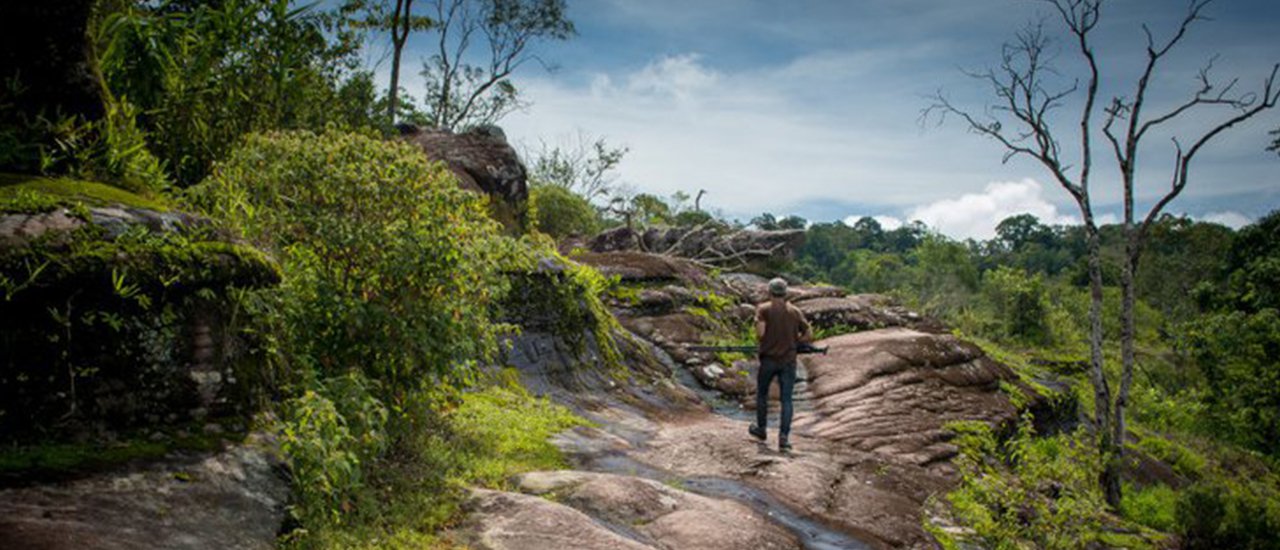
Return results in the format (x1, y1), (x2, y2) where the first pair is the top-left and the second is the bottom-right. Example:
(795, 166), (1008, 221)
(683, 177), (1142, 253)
(387, 0), (1280, 240)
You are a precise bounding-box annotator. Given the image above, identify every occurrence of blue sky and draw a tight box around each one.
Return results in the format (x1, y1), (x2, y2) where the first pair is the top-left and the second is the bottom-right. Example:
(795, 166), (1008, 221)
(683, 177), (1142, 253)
(385, 0), (1280, 238)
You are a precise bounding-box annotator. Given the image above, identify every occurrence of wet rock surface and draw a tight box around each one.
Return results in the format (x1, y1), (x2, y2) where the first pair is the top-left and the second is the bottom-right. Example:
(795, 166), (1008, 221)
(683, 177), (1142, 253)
(466, 251), (1028, 549)
(0, 436), (289, 550)
(635, 416), (941, 550)
(461, 476), (800, 550)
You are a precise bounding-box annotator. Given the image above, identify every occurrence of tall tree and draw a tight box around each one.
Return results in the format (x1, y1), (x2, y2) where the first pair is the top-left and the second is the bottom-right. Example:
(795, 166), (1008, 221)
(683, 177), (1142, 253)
(376, 0), (434, 124)
(420, 0), (573, 130)
(927, 0), (1278, 508)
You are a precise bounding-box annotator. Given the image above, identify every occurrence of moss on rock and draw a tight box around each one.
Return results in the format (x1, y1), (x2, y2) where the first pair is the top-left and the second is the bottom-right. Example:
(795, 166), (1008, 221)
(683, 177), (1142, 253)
(0, 173), (172, 213)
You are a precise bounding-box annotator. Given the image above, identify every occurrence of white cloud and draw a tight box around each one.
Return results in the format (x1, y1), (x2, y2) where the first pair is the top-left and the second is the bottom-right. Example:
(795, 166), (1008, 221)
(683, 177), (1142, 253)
(903, 179), (1078, 240)
(489, 41), (1276, 223)
(841, 214), (904, 231)
(625, 54), (719, 102)
(1200, 211), (1252, 229)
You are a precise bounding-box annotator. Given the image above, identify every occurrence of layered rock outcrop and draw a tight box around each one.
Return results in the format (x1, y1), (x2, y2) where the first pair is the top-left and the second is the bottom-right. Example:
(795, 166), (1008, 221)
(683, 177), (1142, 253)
(459, 471), (800, 550)
(400, 124), (528, 229)
(1, 199), (279, 442)
(522, 248), (1030, 548)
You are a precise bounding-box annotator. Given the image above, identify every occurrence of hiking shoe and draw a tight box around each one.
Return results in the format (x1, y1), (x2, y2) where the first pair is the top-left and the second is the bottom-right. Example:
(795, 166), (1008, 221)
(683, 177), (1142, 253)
(748, 424), (766, 441)
(779, 438), (792, 452)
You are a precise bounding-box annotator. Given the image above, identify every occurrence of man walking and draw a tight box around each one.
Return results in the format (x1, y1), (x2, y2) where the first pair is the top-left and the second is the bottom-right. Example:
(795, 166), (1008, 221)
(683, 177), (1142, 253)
(749, 277), (812, 452)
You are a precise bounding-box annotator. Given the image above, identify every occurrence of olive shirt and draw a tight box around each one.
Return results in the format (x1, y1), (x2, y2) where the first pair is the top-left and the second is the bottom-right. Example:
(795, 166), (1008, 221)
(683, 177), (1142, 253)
(755, 300), (812, 364)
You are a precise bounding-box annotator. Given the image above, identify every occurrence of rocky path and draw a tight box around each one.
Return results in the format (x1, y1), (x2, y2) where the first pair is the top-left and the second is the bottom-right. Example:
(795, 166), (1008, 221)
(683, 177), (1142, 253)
(450, 251), (1029, 544)
(457, 252), (1027, 550)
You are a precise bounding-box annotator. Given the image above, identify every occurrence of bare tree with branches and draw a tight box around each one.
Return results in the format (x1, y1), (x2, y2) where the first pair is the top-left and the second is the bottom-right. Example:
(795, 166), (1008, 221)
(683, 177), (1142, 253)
(523, 131), (628, 203)
(420, 0), (574, 130)
(925, 0), (1278, 508)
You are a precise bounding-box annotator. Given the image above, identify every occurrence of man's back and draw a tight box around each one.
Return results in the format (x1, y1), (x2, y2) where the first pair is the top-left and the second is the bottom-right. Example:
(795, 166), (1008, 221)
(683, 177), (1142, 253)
(756, 300), (806, 363)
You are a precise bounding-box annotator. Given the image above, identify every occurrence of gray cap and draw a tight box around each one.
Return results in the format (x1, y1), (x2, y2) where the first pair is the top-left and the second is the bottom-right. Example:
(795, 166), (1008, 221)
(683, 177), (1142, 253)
(768, 277), (788, 297)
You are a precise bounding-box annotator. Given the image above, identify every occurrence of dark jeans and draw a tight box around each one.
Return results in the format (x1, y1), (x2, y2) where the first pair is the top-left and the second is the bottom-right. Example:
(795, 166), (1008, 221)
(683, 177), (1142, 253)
(756, 357), (796, 439)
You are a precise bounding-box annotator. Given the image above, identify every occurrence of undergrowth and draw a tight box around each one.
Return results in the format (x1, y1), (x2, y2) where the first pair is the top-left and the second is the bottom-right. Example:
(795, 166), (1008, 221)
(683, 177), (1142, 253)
(282, 381), (586, 549)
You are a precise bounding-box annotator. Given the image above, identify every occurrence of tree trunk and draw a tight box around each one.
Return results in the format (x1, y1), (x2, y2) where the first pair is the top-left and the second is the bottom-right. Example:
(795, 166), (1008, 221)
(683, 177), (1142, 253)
(1081, 215), (1118, 506)
(387, 0), (412, 125)
(1110, 193), (1141, 509)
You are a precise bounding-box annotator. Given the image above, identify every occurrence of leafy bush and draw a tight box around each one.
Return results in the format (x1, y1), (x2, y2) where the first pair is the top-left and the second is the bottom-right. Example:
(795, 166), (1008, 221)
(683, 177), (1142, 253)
(982, 266), (1052, 345)
(1176, 478), (1280, 549)
(284, 382), (586, 549)
(1182, 309), (1280, 457)
(194, 128), (518, 531)
(529, 183), (599, 238)
(97, 0), (377, 186)
(281, 375), (388, 526)
(196, 128), (514, 400)
(938, 418), (1113, 549)
(1121, 483), (1178, 532)
(0, 87), (169, 194)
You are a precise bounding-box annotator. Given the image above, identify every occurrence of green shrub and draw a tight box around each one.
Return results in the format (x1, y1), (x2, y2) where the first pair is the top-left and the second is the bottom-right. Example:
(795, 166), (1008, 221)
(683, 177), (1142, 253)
(1121, 483), (1178, 532)
(1181, 309), (1280, 457)
(529, 183), (599, 238)
(1176, 478), (1280, 549)
(193, 128), (519, 533)
(982, 266), (1052, 345)
(0, 84), (168, 194)
(1135, 434), (1207, 479)
(195, 128), (514, 400)
(281, 375), (388, 526)
(938, 417), (1115, 549)
(286, 382), (586, 549)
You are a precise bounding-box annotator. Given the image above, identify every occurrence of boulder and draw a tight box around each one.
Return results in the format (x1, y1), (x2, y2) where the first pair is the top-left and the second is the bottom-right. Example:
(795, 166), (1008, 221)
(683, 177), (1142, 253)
(400, 124), (527, 229)
(0, 204), (279, 442)
(795, 294), (941, 333)
(721, 272), (845, 304)
(793, 328), (1020, 470)
(459, 489), (654, 550)
(572, 250), (712, 287)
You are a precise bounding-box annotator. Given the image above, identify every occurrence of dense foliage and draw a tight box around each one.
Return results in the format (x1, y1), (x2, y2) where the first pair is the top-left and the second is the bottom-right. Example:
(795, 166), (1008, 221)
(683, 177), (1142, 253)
(193, 128), (522, 529)
(97, 0), (379, 186)
(528, 183), (599, 238)
(779, 210), (1280, 547)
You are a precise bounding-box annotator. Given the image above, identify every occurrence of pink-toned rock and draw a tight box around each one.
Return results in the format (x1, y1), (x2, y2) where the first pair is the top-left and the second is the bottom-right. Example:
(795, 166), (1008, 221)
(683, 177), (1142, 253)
(794, 328), (1017, 470)
(459, 489), (654, 550)
(515, 470), (800, 550)
(635, 415), (942, 550)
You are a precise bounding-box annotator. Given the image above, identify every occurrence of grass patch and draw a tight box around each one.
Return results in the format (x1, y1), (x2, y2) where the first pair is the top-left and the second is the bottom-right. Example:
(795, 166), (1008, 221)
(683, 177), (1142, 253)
(1121, 483), (1178, 532)
(0, 174), (171, 213)
(442, 385), (589, 489)
(286, 383), (588, 549)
